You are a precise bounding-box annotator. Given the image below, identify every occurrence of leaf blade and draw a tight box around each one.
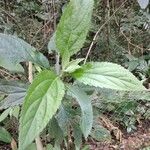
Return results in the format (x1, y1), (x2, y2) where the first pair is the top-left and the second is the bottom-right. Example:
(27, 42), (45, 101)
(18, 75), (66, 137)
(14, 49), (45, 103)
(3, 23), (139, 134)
(19, 70), (65, 150)
(0, 108), (11, 122)
(64, 58), (84, 73)
(56, 0), (94, 59)
(0, 80), (27, 109)
(68, 86), (93, 138)
(0, 33), (49, 71)
(0, 127), (12, 143)
(72, 62), (146, 91)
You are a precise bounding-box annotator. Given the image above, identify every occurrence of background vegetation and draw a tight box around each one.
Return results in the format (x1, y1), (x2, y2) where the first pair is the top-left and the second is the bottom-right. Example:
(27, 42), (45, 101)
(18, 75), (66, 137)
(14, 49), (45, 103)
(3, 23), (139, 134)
(0, 0), (150, 149)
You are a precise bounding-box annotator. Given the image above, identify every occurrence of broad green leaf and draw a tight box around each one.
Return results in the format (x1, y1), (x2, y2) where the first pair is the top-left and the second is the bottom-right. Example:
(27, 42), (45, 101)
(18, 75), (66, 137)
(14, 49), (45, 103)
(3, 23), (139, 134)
(72, 62), (146, 91)
(0, 93), (26, 109)
(0, 33), (49, 72)
(48, 117), (64, 145)
(64, 58), (84, 73)
(0, 80), (28, 95)
(0, 108), (11, 122)
(56, 106), (69, 134)
(137, 0), (149, 9)
(68, 86), (93, 138)
(56, 105), (73, 134)
(0, 80), (27, 109)
(0, 60), (24, 72)
(26, 143), (37, 150)
(19, 70), (65, 150)
(0, 127), (12, 143)
(56, 0), (94, 62)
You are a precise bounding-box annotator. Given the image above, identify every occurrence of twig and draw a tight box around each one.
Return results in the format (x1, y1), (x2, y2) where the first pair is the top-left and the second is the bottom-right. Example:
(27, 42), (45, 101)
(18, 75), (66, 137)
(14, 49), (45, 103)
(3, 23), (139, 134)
(84, 0), (127, 64)
(30, 20), (51, 45)
(28, 62), (44, 150)
(112, 2), (149, 53)
(84, 26), (102, 64)
(35, 136), (44, 150)
(0, 69), (14, 78)
(0, 8), (22, 32)
(28, 62), (33, 83)
(30, 11), (58, 45)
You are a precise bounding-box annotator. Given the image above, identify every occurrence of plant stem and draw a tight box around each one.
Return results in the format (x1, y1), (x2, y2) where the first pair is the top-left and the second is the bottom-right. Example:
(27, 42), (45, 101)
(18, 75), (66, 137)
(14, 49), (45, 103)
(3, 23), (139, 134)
(35, 136), (44, 150)
(28, 62), (33, 83)
(55, 54), (60, 75)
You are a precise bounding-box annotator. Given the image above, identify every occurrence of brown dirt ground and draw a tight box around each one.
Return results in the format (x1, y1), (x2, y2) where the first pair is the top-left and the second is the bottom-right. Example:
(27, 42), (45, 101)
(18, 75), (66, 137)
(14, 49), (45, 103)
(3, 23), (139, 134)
(87, 120), (150, 150)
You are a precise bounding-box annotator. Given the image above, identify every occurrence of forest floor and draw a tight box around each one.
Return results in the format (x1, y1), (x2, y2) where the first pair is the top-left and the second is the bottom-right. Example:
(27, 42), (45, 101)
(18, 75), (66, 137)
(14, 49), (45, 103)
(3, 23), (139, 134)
(0, 119), (149, 150)
(87, 120), (150, 150)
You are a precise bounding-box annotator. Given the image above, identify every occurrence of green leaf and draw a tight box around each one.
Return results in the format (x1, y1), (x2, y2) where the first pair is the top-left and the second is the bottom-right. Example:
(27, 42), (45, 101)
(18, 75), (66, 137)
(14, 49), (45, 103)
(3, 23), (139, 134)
(19, 70), (65, 150)
(26, 143), (37, 150)
(137, 0), (149, 9)
(0, 33), (49, 72)
(0, 127), (12, 143)
(48, 117), (64, 145)
(0, 80), (27, 109)
(56, 105), (73, 134)
(0, 61), (24, 73)
(11, 106), (20, 119)
(72, 62), (146, 91)
(64, 58), (84, 73)
(68, 86), (93, 138)
(0, 80), (28, 95)
(56, 0), (94, 62)
(0, 108), (11, 122)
